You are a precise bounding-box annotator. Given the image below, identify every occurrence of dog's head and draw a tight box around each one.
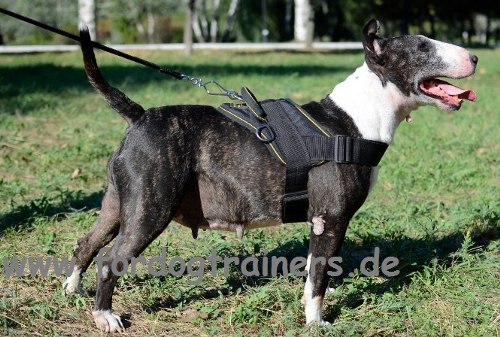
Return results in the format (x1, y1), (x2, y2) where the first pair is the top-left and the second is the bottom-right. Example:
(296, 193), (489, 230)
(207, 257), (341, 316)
(362, 19), (477, 111)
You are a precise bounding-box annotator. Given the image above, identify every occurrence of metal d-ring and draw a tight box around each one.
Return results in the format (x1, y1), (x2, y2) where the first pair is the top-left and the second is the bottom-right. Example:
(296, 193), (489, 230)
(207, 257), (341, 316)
(255, 124), (275, 143)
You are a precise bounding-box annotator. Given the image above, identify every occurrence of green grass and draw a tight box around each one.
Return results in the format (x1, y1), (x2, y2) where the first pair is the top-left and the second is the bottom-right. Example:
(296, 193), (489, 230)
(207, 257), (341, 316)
(0, 48), (498, 336)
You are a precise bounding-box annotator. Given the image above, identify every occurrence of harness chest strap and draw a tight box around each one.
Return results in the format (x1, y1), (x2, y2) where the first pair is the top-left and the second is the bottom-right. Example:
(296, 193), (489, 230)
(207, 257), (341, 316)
(217, 87), (388, 223)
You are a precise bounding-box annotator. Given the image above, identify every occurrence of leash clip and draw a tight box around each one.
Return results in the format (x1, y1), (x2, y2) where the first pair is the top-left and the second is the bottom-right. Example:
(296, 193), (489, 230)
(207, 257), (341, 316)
(181, 75), (243, 101)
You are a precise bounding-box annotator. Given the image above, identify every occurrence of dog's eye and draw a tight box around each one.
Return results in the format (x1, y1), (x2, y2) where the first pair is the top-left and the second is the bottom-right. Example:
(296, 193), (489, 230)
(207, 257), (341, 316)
(418, 41), (430, 52)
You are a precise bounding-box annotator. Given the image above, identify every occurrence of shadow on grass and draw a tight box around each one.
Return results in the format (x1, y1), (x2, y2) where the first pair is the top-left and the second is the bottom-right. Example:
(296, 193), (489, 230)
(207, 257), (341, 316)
(0, 62), (353, 114)
(0, 189), (103, 233)
(140, 222), (497, 316)
(6, 187), (495, 322)
(322, 222), (499, 321)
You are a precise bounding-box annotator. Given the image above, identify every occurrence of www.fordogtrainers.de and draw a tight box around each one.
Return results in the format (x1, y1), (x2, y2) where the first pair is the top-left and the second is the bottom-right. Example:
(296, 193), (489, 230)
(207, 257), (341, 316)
(2, 247), (399, 285)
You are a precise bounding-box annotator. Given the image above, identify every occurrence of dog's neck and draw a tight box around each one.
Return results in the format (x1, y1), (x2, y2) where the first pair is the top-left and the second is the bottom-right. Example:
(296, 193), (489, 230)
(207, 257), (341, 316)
(329, 62), (419, 144)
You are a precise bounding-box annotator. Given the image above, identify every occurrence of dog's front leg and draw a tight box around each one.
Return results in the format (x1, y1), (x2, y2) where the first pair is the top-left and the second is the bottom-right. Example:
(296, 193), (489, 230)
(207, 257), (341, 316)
(302, 214), (348, 325)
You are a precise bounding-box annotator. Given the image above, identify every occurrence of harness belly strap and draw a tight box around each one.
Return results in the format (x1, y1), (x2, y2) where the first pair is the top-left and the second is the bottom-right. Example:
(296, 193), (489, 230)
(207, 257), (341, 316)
(217, 87), (388, 223)
(262, 100), (312, 223)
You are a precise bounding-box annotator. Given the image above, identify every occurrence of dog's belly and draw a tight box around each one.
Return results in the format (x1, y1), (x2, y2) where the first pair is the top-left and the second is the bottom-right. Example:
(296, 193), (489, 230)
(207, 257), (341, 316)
(173, 173), (282, 238)
(203, 219), (281, 230)
(174, 212), (281, 239)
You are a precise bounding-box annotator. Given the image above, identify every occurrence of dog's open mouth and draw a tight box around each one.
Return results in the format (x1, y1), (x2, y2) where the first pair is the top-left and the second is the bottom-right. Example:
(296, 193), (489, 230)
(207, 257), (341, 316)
(419, 78), (477, 108)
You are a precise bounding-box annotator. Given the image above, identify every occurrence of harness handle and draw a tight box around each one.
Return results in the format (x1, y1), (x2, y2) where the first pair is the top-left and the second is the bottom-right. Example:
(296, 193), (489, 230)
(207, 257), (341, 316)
(241, 87), (267, 120)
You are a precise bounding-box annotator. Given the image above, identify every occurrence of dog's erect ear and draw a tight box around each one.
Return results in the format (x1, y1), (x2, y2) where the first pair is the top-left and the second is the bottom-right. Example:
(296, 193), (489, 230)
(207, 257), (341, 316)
(362, 19), (382, 56)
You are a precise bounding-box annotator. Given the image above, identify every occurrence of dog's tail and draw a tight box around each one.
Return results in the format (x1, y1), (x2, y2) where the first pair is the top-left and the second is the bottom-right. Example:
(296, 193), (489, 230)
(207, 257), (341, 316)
(79, 25), (145, 125)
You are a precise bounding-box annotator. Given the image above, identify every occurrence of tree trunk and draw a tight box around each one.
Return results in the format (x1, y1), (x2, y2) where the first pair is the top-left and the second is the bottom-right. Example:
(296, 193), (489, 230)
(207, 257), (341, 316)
(285, 0), (293, 37)
(192, 10), (205, 42)
(261, 0), (268, 42)
(200, 0), (209, 38)
(474, 13), (488, 45)
(78, 0), (97, 40)
(146, 11), (155, 43)
(210, 0), (221, 42)
(184, 0), (195, 55)
(294, 0), (314, 47)
(193, 0), (239, 43)
(222, 0), (239, 42)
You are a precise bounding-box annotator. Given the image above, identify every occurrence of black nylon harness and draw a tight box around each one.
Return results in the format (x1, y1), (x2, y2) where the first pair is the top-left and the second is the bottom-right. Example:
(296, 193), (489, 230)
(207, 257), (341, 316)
(218, 88), (389, 223)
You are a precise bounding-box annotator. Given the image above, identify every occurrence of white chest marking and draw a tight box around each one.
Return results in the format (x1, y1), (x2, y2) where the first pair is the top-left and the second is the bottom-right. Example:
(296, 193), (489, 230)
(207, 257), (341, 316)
(329, 63), (419, 144)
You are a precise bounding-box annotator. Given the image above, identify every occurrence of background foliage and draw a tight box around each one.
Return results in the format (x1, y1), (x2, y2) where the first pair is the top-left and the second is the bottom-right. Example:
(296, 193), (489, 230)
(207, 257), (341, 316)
(0, 0), (499, 45)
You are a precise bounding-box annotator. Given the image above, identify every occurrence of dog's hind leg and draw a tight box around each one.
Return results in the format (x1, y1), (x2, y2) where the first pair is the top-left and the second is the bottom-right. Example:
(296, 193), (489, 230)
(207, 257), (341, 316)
(91, 199), (178, 332)
(64, 182), (120, 295)
(91, 166), (189, 332)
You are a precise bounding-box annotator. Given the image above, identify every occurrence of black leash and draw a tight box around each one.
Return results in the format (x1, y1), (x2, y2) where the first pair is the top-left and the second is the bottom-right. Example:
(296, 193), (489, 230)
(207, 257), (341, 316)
(0, 7), (243, 100)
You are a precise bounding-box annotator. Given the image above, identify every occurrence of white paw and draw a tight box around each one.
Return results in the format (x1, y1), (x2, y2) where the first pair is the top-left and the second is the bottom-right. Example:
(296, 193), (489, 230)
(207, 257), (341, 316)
(64, 267), (86, 295)
(307, 318), (331, 327)
(93, 310), (124, 333)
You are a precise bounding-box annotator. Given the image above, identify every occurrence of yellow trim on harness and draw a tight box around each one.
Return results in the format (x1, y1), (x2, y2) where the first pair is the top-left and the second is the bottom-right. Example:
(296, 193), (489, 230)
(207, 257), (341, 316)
(242, 87), (267, 122)
(289, 102), (329, 166)
(248, 105), (266, 122)
(219, 106), (256, 130)
(293, 102), (331, 137)
(219, 106), (286, 165)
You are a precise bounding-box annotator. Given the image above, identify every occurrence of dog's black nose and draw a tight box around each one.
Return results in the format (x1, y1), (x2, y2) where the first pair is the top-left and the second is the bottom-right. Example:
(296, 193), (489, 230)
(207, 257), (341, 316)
(470, 54), (478, 65)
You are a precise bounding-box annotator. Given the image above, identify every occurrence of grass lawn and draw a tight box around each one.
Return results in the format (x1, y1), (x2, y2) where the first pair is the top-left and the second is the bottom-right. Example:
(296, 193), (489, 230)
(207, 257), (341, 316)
(0, 47), (498, 336)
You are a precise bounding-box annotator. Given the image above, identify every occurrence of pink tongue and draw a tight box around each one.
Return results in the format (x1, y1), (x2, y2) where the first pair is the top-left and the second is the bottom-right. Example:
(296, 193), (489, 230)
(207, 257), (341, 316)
(432, 79), (477, 101)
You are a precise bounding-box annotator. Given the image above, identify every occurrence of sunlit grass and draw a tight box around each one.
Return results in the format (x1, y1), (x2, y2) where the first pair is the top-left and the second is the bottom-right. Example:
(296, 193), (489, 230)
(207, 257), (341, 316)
(0, 48), (498, 336)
